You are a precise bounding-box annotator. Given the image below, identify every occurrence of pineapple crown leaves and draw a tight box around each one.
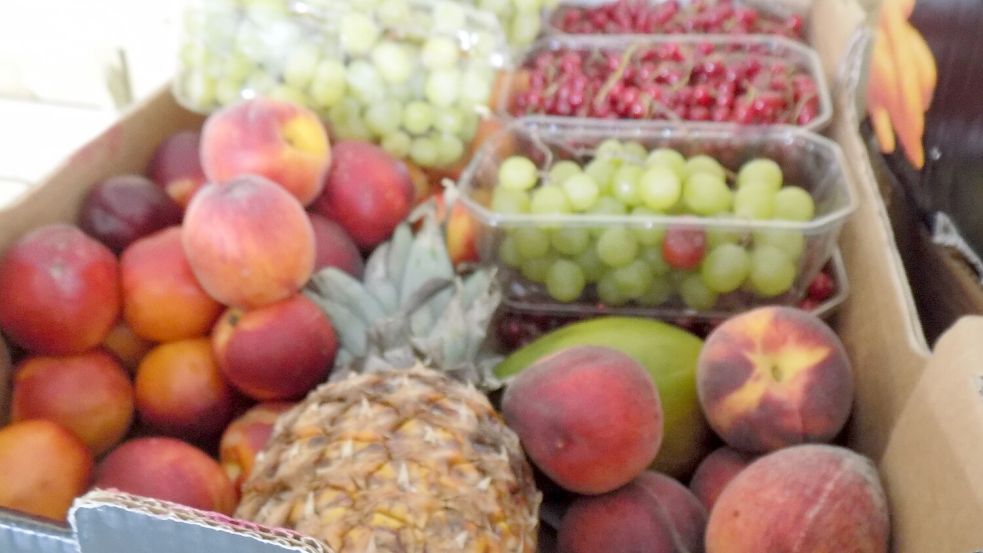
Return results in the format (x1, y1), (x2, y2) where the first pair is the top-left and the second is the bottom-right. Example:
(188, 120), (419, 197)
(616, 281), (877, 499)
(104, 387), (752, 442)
(305, 195), (505, 391)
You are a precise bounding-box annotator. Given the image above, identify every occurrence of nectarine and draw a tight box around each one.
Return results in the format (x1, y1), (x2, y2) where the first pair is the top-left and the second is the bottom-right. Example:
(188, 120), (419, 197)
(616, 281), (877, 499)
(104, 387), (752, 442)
(146, 129), (207, 208)
(689, 446), (757, 511)
(309, 213), (364, 278)
(79, 174), (183, 252)
(219, 402), (294, 491)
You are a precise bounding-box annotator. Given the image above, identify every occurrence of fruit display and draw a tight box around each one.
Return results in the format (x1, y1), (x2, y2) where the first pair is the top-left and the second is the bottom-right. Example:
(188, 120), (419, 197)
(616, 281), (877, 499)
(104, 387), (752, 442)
(503, 35), (830, 128)
(174, 0), (507, 171)
(550, 0), (805, 40)
(459, 122), (855, 316)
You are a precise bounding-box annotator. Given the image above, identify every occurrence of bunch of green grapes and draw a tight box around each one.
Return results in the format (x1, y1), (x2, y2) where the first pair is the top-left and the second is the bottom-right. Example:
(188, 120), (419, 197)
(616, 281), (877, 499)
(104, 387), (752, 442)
(175, 0), (506, 170)
(453, 0), (558, 49)
(490, 139), (817, 310)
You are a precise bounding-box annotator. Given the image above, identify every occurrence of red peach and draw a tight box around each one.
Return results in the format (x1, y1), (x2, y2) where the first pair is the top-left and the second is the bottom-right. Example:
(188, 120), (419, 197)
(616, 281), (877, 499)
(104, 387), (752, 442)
(78, 174), (183, 252)
(0, 420), (94, 521)
(12, 350), (134, 456)
(200, 98), (331, 206)
(219, 402), (294, 491)
(0, 224), (120, 355)
(310, 140), (414, 250)
(689, 446), (758, 511)
(212, 294), (336, 401)
(705, 444), (889, 553)
(445, 199), (480, 267)
(121, 227), (224, 342)
(102, 320), (155, 373)
(697, 306), (854, 453)
(182, 177), (316, 309)
(309, 213), (364, 278)
(146, 130), (208, 208)
(94, 437), (237, 515)
(135, 338), (236, 440)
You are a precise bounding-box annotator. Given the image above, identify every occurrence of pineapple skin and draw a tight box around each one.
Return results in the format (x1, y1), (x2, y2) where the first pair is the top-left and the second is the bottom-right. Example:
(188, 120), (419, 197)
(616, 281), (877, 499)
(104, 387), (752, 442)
(236, 366), (541, 553)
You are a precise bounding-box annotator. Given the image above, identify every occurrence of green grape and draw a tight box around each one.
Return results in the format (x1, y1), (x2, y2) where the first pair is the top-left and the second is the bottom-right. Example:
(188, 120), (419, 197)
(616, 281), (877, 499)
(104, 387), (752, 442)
(378, 0), (411, 25)
(737, 158), (783, 192)
(432, 1), (468, 31)
(546, 259), (586, 302)
(460, 111), (480, 142)
(513, 0), (542, 11)
(371, 41), (413, 84)
(630, 207), (667, 246)
(510, 9), (542, 46)
(587, 197), (628, 238)
(645, 148), (687, 178)
(701, 243), (751, 293)
(611, 259), (654, 299)
(531, 187), (571, 215)
(410, 137), (440, 167)
(365, 100), (404, 137)
(243, 71), (276, 97)
(498, 235), (522, 268)
(562, 173), (600, 211)
(679, 274), (719, 310)
(733, 181), (776, 220)
(584, 158), (617, 193)
(345, 60), (385, 104)
(426, 68), (461, 107)
(435, 134), (465, 166)
(268, 85), (308, 106)
(705, 224), (745, 249)
(499, 156), (539, 190)
(402, 101), (435, 135)
(381, 131), (412, 159)
(684, 173), (733, 215)
(637, 276), (673, 306)
(640, 246), (671, 276)
(749, 245), (796, 297)
(459, 68), (493, 107)
(215, 79), (244, 105)
(574, 245), (607, 283)
(309, 59), (347, 109)
(421, 36), (460, 69)
(597, 272), (628, 306)
(282, 44), (320, 89)
(434, 109), (465, 135)
(551, 227), (590, 256)
(623, 141), (648, 162)
(597, 226), (638, 268)
(638, 165), (682, 211)
(773, 187), (815, 221)
(480, 0), (510, 15)
(612, 164), (643, 207)
(512, 227), (551, 259)
(339, 13), (380, 55)
(753, 229), (805, 260)
(491, 187), (531, 214)
(547, 160), (582, 186)
(222, 53), (254, 83)
(684, 155), (726, 179)
(595, 139), (624, 159)
(521, 255), (555, 284)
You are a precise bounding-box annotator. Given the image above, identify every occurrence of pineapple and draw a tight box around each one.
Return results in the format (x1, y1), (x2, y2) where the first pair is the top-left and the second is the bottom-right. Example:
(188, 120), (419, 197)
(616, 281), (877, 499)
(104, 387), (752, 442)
(235, 201), (541, 552)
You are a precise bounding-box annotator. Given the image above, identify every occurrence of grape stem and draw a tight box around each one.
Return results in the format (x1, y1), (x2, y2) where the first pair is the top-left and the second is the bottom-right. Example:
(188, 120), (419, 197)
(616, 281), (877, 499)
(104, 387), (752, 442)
(592, 43), (639, 109)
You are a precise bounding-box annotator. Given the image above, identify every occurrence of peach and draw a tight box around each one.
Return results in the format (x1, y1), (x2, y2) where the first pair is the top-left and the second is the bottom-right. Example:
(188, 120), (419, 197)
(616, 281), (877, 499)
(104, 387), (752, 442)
(501, 345), (663, 495)
(94, 437), (237, 515)
(200, 98), (331, 206)
(12, 350), (134, 456)
(309, 213), (364, 278)
(0, 224), (119, 355)
(0, 420), (93, 520)
(135, 338), (236, 440)
(705, 444), (889, 553)
(689, 446), (757, 511)
(212, 294), (336, 401)
(558, 471), (707, 553)
(310, 140), (414, 250)
(78, 174), (183, 252)
(146, 129), (208, 208)
(219, 401), (294, 491)
(102, 320), (154, 373)
(697, 306), (854, 453)
(182, 177), (316, 309)
(121, 227), (224, 342)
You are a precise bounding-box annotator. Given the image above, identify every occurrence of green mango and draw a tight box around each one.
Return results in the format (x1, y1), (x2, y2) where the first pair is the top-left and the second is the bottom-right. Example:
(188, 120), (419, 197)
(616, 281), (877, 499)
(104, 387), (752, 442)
(495, 316), (711, 479)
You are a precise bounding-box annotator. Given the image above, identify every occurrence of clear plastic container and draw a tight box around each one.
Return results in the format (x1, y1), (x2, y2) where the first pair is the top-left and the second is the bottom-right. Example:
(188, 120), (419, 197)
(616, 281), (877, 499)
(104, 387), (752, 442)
(457, 118), (857, 318)
(174, 0), (509, 171)
(497, 33), (833, 132)
(449, 0), (559, 51)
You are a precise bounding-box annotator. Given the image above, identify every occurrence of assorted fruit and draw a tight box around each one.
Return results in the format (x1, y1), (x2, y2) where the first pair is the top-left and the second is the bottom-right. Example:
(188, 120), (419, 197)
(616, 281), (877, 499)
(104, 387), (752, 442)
(0, 2), (891, 553)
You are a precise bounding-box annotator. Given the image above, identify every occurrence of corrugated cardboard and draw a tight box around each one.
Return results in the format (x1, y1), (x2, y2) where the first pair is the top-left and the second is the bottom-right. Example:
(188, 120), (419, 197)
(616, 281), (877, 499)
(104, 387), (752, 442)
(2, 0), (982, 550)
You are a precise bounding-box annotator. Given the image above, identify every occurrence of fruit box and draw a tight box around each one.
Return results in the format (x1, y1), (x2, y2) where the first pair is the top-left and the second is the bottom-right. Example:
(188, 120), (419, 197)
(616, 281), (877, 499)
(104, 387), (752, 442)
(1, 3), (983, 553)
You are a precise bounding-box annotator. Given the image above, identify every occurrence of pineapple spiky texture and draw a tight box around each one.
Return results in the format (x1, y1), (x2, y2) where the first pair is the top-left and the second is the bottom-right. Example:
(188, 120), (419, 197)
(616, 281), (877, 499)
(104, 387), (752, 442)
(236, 198), (541, 551)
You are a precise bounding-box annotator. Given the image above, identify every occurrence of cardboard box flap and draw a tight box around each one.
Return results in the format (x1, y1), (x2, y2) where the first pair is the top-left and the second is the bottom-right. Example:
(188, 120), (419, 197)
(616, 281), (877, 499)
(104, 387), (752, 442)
(880, 315), (983, 552)
(0, 508), (75, 553)
(69, 490), (330, 553)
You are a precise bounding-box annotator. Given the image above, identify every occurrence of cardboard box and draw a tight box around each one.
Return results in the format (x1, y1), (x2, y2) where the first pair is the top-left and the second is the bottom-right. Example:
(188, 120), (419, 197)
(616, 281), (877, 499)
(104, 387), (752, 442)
(2, 1), (983, 551)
